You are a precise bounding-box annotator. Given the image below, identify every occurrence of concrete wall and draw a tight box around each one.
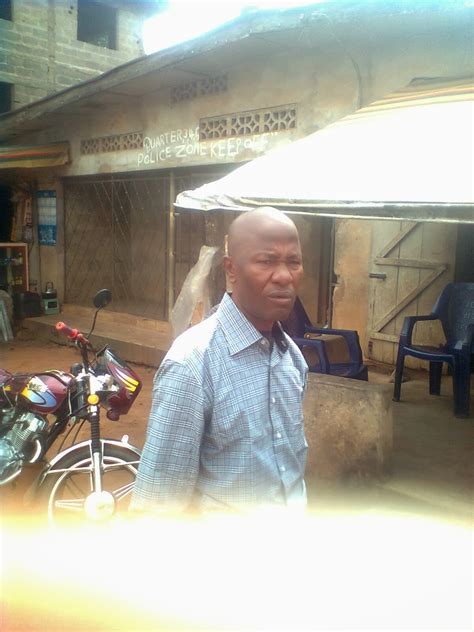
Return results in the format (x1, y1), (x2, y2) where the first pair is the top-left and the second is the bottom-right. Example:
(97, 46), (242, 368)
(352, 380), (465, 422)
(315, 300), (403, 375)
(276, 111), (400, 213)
(20, 14), (473, 173)
(0, 0), (147, 110)
(304, 373), (393, 480)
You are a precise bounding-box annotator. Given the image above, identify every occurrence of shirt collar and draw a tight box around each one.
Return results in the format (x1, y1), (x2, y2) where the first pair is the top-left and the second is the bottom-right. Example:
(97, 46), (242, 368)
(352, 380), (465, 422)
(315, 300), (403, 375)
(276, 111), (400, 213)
(216, 293), (289, 356)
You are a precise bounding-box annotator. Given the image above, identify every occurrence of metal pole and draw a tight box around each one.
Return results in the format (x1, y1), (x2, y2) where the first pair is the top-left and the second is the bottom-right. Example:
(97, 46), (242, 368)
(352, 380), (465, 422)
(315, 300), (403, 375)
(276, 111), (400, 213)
(167, 172), (176, 320)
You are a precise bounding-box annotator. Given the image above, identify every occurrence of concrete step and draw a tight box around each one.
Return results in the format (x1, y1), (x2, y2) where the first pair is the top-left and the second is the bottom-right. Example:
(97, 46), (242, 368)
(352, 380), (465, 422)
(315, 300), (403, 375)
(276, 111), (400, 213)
(20, 304), (173, 367)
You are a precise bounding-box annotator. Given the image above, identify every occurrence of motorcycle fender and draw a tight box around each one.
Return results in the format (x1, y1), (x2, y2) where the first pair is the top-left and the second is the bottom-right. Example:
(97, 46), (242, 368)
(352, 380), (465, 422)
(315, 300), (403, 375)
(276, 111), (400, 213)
(37, 437), (141, 487)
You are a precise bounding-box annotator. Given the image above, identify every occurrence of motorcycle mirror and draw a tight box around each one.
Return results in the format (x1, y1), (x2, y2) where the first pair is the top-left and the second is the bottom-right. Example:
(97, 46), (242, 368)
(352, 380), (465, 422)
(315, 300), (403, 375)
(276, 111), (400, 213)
(93, 289), (112, 310)
(87, 289), (112, 340)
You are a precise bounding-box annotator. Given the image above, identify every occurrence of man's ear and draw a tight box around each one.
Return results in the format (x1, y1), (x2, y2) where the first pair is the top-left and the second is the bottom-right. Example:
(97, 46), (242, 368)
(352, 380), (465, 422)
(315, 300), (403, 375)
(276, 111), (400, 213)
(223, 255), (236, 284)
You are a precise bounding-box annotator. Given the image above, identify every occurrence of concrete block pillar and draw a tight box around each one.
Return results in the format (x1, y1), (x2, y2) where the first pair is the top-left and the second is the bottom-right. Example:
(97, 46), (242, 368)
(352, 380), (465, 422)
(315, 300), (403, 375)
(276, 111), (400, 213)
(303, 373), (393, 480)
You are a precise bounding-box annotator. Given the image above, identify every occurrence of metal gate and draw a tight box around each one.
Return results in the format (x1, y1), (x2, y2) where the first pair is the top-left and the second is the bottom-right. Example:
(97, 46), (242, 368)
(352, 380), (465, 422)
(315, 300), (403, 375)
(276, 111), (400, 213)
(64, 175), (169, 319)
(64, 168), (230, 320)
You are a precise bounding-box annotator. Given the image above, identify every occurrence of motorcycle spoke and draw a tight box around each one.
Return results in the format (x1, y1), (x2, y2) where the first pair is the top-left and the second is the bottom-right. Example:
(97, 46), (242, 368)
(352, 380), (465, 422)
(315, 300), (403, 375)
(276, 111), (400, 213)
(53, 498), (84, 513)
(44, 449), (140, 525)
(112, 481), (135, 501)
(48, 466), (91, 475)
(103, 460), (140, 471)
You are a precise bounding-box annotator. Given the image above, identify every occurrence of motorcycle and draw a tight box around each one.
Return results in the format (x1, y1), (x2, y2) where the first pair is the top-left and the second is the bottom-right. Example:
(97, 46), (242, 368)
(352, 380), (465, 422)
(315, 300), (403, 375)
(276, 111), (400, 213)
(0, 289), (142, 525)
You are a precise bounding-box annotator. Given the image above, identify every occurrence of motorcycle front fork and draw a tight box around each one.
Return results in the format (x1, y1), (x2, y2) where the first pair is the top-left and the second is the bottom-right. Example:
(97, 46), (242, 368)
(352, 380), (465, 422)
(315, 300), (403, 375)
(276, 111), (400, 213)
(84, 408), (117, 521)
(89, 410), (103, 493)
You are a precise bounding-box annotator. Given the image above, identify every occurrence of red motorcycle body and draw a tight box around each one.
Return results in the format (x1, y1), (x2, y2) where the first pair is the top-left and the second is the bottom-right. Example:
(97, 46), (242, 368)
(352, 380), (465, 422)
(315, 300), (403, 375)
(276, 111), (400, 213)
(0, 369), (73, 414)
(96, 347), (142, 419)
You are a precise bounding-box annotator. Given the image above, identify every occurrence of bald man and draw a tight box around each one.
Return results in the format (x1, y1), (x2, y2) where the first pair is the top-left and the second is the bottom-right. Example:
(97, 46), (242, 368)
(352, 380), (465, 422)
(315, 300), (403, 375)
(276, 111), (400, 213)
(132, 207), (308, 513)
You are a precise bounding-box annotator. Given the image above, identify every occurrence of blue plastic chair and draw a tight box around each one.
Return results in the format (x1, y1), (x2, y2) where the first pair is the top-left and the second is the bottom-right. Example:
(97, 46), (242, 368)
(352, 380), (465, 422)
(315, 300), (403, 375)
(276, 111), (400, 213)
(283, 297), (368, 380)
(393, 283), (474, 418)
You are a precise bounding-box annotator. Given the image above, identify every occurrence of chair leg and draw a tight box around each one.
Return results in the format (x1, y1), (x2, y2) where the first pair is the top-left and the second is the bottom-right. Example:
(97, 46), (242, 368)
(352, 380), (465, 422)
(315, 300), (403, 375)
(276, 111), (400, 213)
(429, 362), (443, 395)
(453, 357), (471, 418)
(393, 348), (405, 401)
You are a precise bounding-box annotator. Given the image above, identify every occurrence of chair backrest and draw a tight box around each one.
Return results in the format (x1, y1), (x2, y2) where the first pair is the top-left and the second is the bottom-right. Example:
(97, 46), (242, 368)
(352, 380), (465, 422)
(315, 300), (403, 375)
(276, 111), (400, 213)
(281, 296), (312, 337)
(432, 282), (474, 347)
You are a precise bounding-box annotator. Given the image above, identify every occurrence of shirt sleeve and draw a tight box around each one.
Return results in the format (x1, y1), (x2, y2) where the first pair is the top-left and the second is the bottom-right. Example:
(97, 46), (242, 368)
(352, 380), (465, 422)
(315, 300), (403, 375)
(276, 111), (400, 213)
(130, 359), (206, 512)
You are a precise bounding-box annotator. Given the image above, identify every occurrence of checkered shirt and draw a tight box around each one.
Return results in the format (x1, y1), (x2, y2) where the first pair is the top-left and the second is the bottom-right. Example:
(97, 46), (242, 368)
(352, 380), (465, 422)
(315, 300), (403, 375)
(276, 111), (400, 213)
(131, 292), (308, 512)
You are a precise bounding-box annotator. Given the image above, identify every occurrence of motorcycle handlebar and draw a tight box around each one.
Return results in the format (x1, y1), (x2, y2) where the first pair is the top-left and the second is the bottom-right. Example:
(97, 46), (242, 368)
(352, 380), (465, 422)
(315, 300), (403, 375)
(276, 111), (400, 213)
(56, 322), (90, 346)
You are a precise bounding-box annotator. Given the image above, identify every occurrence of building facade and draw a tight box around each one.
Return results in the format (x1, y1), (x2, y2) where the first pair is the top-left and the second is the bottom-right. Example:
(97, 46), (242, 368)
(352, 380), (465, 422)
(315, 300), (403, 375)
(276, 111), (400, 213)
(0, 2), (472, 367)
(0, 0), (158, 112)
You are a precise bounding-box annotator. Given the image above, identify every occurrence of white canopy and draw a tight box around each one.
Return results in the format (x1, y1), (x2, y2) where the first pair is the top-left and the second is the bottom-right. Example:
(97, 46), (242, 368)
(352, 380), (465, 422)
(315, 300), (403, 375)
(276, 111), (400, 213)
(176, 80), (474, 223)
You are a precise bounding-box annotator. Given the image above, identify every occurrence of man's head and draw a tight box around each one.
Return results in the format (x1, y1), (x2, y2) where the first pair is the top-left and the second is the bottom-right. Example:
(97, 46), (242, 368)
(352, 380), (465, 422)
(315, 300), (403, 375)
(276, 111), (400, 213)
(224, 207), (303, 332)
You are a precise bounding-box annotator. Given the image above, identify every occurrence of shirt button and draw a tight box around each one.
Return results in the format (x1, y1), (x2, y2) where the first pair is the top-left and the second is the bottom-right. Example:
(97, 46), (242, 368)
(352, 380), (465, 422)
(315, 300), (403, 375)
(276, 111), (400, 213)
(275, 432), (282, 439)
(271, 397), (276, 404)
(280, 465), (286, 472)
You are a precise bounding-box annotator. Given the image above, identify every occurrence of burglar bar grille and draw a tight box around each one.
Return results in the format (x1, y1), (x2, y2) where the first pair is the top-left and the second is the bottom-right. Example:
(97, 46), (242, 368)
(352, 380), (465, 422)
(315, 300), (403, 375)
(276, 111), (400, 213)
(64, 176), (168, 320)
(63, 169), (231, 320)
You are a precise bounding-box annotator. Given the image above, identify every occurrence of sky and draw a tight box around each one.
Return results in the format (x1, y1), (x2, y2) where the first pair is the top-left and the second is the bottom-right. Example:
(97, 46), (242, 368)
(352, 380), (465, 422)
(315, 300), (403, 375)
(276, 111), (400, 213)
(142, 0), (325, 54)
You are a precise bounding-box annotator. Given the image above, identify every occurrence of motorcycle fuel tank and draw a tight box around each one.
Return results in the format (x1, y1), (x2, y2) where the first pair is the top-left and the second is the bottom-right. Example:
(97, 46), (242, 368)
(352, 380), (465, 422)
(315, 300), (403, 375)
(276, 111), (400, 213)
(17, 371), (73, 414)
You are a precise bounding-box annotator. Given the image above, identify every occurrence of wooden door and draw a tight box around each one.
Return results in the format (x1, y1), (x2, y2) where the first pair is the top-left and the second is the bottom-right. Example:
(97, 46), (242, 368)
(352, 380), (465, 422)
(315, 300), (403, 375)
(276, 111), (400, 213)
(367, 220), (458, 367)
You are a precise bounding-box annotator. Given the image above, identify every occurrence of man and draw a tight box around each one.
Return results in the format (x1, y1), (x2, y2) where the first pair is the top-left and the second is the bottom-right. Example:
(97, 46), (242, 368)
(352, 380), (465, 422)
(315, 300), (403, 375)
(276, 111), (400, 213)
(131, 207), (308, 513)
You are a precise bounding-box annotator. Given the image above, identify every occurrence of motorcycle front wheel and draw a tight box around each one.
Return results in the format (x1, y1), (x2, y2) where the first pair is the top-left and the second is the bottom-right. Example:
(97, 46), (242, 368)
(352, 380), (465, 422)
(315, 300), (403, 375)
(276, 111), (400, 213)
(36, 441), (140, 526)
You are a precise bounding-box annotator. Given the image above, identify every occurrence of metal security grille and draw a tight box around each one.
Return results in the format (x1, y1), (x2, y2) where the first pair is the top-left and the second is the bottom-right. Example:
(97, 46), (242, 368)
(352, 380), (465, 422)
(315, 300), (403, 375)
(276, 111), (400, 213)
(64, 167), (232, 320)
(64, 175), (169, 319)
(173, 169), (233, 298)
(173, 173), (206, 297)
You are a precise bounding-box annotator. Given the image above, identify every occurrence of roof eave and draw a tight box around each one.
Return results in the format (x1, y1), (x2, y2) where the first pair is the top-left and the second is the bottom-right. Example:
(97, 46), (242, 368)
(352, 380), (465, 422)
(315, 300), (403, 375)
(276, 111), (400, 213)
(0, 0), (468, 138)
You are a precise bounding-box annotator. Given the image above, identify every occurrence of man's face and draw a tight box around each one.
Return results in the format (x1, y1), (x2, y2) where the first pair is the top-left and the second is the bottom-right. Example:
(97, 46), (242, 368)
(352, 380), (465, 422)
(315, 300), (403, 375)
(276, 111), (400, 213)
(225, 219), (303, 331)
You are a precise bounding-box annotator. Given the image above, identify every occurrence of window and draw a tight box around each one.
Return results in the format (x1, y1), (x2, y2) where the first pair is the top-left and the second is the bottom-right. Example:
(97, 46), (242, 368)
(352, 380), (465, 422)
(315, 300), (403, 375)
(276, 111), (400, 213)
(0, 82), (12, 114)
(0, 0), (12, 21)
(77, 0), (117, 49)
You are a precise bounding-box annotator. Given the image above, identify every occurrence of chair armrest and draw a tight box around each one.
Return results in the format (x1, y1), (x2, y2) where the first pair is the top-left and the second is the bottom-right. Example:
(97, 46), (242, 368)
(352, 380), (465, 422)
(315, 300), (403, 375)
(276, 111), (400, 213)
(292, 336), (331, 373)
(304, 326), (362, 363)
(305, 326), (355, 336)
(400, 314), (438, 346)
